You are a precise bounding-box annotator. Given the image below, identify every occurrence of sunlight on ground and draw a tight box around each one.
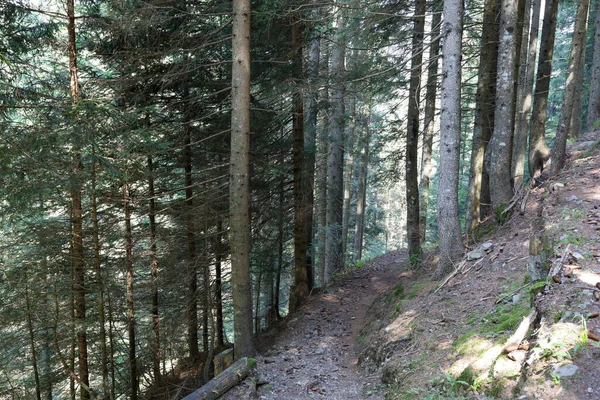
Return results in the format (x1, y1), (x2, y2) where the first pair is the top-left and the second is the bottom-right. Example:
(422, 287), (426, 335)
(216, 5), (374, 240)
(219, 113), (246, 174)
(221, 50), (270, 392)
(384, 309), (416, 340)
(574, 269), (600, 286)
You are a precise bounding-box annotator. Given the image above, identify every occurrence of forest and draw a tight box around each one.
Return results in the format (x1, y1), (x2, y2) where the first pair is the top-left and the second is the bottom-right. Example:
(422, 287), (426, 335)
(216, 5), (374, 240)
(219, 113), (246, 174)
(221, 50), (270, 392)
(0, 0), (599, 398)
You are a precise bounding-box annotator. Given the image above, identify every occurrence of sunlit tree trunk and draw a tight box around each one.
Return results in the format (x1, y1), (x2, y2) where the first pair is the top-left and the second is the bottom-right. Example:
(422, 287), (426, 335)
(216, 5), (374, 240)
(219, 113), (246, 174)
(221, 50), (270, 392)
(341, 90), (356, 263)
(587, 2), (600, 130)
(230, 0), (256, 358)
(488, 0), (519, 215)
(465, 0), (500, 235)
(529, 0), (559, 177)
(419, 0), (441, 243)
(353, 112), (370, 262)
(551, 0), (589, 176)
(436, 0), (464, 277)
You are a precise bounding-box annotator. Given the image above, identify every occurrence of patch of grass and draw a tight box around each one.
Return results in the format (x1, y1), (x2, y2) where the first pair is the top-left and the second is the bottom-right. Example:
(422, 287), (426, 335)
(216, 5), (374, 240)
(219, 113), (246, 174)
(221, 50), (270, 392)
(473, 222), (495, 241)
(393, 283), (405, 298)
(409, 253), (422, 269)
(560, 207), (585, 220)
(558, 232), (591, 246)
(482, 302), (530, 336)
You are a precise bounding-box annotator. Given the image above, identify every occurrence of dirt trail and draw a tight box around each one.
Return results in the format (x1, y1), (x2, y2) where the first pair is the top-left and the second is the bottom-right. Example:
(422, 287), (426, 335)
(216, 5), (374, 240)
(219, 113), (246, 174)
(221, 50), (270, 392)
(222, 250), (407, 400)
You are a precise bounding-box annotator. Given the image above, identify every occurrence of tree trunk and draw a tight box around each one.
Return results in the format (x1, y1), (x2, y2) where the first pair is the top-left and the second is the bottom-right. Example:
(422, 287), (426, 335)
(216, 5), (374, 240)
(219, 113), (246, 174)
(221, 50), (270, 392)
(512, 0), (540, 188)
(316, 44), (329, 287)
(124, 181), (138, 400)
(214, 219), (225, 347)
(569, 40), (586, 139)
(291, 17), (309, 312)
(147, 155), (162, 382)
(419, 0), (441, 243)
(325, 9), (346, 284)
(341, 92), (356, 263)
(488, 0), (519, 215)
(436, 0), (464, 278)
(304, 13), (320, 291)
(551, 0), (589, 176)
(66, 1), (89, 397)
(406, 0), (426, 263)
(91, 160), (109, 395)
(26, 280), (42, 400)
(183, 358), (254, 400)
(465, 0), (500, 235)
(230, 0), (256, 358)
(529, 0), (559, 177)
(587, 2), (600, 130)
(353, 113), (370, 262)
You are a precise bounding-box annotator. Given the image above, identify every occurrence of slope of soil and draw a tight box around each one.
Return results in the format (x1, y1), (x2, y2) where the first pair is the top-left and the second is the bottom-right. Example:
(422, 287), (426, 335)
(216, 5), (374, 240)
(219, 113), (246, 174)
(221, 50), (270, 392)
(220, 251), (407, 400)
(358, 131), (600, 399)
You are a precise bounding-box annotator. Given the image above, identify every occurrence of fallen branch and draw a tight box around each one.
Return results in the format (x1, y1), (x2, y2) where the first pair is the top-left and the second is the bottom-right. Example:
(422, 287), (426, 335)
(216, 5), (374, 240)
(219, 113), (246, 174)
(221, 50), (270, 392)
(434, 260), (467, 293)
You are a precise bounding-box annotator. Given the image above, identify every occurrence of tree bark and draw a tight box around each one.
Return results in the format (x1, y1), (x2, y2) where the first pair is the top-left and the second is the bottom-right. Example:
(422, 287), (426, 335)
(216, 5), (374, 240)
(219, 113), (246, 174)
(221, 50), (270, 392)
(529, 0), (559, 178)
(465, 0), (500, 235)
(341, 91), (356, 263)
(436, 0), (464, 278)
(353, 113), (370, 263)
(124, 181), (138, 400)
(214, 219), (225, 347)
(26, 279), (42, 400)
(551, 0), (589, 176)
(512, 0), (540, 188)
(406, 0), (426, 264)
(325, 7), (346, 284)
(316, 44), (329, 287)
(66, 1), (90, 397)
(230, 0), (256, 358)
(147, 155), (162, 382)
(183, 358), (254, 400)
(569, 39), (586, 140)
(291, 17), (309, 312)
(419, 0), (441, 243)
(488, 0), (519, 215)
(587, 2), (600, 130)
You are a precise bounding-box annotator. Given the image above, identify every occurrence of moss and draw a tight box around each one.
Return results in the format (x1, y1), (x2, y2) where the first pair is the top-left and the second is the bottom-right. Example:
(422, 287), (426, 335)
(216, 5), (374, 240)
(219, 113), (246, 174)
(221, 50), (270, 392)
(496, 204), (509, 225)
(454, 367), (475, 391)
(247, 358), (256, 369)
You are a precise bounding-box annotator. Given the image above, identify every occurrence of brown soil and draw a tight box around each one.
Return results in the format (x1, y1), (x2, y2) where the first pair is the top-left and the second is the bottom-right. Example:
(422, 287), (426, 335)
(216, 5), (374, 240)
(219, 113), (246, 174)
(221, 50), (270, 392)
(220, 251), (407, 400)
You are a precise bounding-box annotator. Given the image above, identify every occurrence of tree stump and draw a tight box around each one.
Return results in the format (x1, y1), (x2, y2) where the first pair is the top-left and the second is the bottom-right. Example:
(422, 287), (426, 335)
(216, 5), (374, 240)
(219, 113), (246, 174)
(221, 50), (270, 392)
(183, 357), (255, 400)
(213, 348), (234, 377)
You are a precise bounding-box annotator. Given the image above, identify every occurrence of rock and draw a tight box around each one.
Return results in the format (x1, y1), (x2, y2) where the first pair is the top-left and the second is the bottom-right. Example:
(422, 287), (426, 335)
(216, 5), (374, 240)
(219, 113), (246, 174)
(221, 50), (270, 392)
(552, 363), (579, 378)
(512, 294), (521, 304)
(507, 350), (527, 362)
(481, 241), (494, 252)
(467, 249), (484, 260)
(314, 347), (325, 355)
(572, 251), (585, 261)
(567, 195), (579, 202)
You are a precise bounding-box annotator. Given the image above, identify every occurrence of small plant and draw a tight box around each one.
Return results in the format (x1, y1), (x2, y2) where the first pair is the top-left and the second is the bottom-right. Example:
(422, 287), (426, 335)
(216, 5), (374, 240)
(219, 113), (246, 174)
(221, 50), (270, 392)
(409, 253), (422, 269)
(550, 372), (562, 385)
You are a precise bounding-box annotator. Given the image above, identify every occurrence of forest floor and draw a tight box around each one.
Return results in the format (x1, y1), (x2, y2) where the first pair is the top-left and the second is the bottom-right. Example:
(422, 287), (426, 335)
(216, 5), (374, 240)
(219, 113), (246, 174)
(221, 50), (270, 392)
(186, 130), (600, 400)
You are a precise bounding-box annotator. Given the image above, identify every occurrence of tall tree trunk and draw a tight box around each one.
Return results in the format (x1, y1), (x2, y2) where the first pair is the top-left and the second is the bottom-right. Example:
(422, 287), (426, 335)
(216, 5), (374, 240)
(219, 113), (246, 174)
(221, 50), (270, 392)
(419, 0), (441, 243)
(341, 92), (356, 263)
(147, 155), (161, 382)
(406, 0), (426, 263)
(569, 40), (586, 139)
(316, 45), (330, 287)
(587, 2), (600, 130)
(230, 0), (256, 358)
(325, 8), (346, 284)
(529, 0), (559, 177)
(512, 0), (540, 188)
(214, 219), (225, 347)
(254, 268), (262, 332)
(66, 1), (89, 397)
(124, 181), (138, 400)
(275, 150), (285, 319)
(436, 0), (464, 278)
(353, 112), (370, 263)
(465, 0), (500, 235)
(291, 17), (309, 312)
(551, 0), (590, 176)
(304, 19), (320, 291)
(91, 160), (109, 396)
(488, 0), (519, 215)
(183, 125), (199, 361)
(26, 279), (42, 400)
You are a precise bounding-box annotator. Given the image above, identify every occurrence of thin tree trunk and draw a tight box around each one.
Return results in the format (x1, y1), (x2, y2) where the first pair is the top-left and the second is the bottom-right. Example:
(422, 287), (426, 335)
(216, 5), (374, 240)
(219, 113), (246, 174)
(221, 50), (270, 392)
(465, 0), (500, 235)
(569, 41), (586, 139)
(316, 45), (329, 287)
(488, 0), (520, 214)
(304, 18), (320, 291)
(124, 181), (138, 400)
(341, 92), (356, 263)
(275, 154), (284, 319)
(406, 0), (426, 263)
(184, 124), (199, 361)
(529, 0), (559, 177)
(214, 219), (225, 346)
(254, 268), (262, 332)
(436, 0), (464, 278)
(148, 155), (161, 382)
(230, 0), (256, 358)
(91, 160), (109, 396)
(512, 0), (539, 188)
(551, 0), (589, 176)
(419, 1), (441, 243)
(291, 16), (309, 312)
(353, 112), (370, 262)
(325, 7), (346, 283)
(587, 2), (600, 130)
(26, 279), (42, 400)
